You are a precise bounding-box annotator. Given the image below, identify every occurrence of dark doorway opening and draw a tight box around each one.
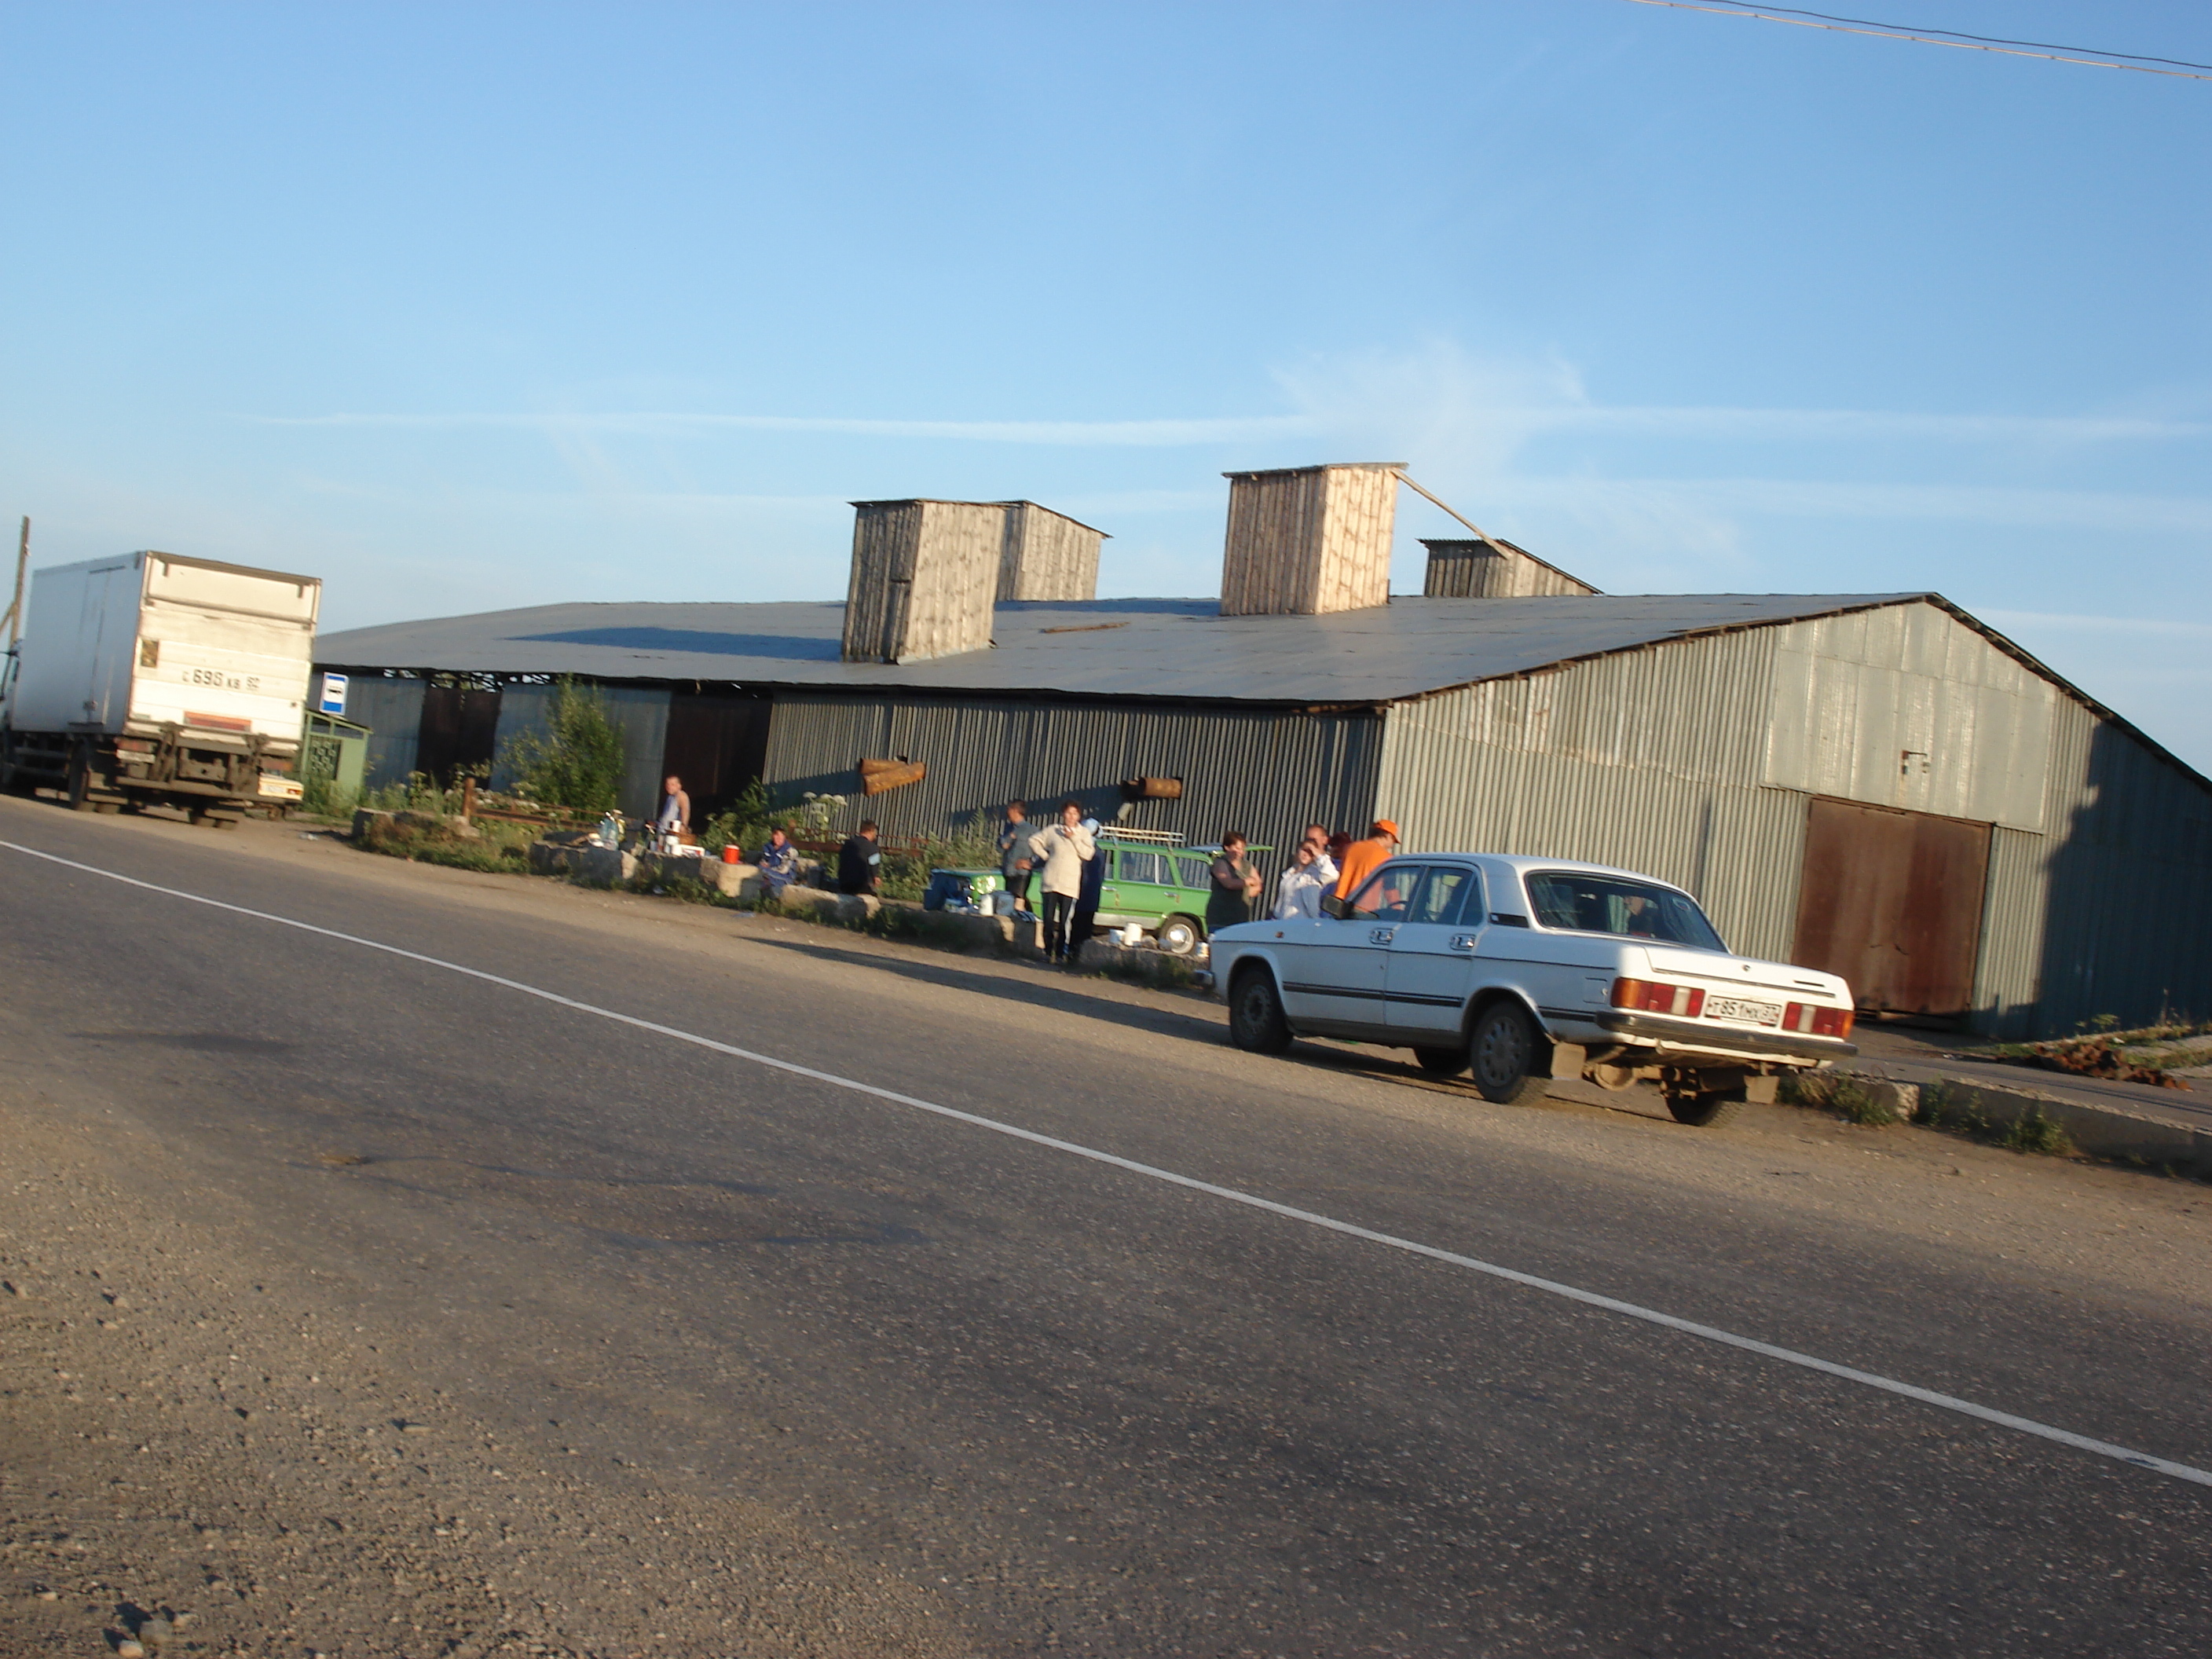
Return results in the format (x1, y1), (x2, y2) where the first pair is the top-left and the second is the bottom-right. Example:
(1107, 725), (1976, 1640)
(416, 683), (503, 787)
(660, 691), (772, 826)
(1791, 796), (1991, 1020)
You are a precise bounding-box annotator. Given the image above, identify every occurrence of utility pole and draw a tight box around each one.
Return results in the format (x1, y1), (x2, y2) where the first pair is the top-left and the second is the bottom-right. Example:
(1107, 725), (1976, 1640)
(2, 517), (26, 647)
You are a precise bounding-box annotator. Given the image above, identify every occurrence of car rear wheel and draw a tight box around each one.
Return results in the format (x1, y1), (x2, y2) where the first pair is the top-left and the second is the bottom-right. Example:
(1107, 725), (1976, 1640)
(1413, 1045), (1467, 1077)
(1156, 914), (1201, 956)
(1469, 1002), (1549, 1105)
(1667, 1084), (1746, 1128)
(1227, 968), (1292, 1055)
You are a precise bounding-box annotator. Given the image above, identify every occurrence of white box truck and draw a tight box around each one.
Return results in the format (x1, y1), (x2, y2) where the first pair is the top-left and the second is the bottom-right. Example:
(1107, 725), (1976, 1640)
(0, 551), (321, 826)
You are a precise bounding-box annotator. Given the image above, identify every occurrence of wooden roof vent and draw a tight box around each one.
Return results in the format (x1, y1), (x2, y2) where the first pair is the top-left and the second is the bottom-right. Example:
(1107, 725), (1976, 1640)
(1420, 538), (1600, 598)
(1218, 462), (1403, 617)
(841, 500), (1006, 664)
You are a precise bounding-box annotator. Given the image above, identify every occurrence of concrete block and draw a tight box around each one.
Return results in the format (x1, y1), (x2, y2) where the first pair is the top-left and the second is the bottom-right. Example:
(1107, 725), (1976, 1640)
(836, 893), (881, 924)
(351, 808), (394, 840)
(774, 884), (840, 918)
(393, 809), (478, 839)
(570, 845), (637, 887)
(528, 836), (599, 876)
(695, 859), (761, 899)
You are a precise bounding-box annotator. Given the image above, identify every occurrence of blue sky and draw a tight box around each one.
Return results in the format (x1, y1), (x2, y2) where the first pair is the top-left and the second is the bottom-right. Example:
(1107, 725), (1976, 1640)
(4, 2), (2208, 766)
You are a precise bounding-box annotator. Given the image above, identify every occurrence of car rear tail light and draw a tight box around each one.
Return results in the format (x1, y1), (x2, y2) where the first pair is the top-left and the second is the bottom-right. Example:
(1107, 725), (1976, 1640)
(1611, 977), (1705, 1018)
(1784, 1001), (1854, 1038)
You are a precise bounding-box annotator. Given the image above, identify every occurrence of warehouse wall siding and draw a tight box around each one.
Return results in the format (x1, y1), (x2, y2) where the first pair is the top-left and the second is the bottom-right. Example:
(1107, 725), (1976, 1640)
(346, 676), (427, 793)
(1973, 826), (2052, 1038)
(2030, 705), (2212, 1034)
(1375, 627), (1809, 961)
(489, 681), (672, 822)
(759, 692), (1385, 856)
(1380, 609), (2212, 1036)
(1763, 605), (2055, 832)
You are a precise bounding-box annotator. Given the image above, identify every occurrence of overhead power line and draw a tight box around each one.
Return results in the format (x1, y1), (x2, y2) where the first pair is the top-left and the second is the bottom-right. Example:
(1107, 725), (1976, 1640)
(1615, 0), (2212, 81)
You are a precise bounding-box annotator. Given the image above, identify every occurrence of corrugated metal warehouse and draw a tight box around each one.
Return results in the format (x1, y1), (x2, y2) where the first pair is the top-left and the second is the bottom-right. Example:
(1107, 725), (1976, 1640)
(316, 468), (2212, 1039)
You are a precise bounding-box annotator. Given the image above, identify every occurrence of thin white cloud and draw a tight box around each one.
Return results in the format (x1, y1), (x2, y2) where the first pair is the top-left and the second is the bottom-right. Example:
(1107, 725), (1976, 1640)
(247, 411), (1321, 447)
(1981, 610), (2212, 642)
(1492, 475), (2212, 535)
(240, 402), (2211, 450)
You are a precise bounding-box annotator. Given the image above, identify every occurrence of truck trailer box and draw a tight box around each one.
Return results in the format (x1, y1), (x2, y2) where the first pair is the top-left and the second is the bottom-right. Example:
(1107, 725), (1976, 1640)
(2, 551), (322, 822)
(9, 551), (320, 742)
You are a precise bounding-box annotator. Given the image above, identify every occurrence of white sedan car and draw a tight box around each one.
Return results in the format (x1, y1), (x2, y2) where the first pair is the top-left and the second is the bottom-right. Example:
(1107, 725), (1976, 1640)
(1209, 853), (1857, 1126)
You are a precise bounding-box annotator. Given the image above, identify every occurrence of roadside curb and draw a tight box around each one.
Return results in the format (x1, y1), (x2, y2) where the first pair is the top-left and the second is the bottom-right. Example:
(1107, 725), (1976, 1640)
(1833, 1060), (2212, 1176)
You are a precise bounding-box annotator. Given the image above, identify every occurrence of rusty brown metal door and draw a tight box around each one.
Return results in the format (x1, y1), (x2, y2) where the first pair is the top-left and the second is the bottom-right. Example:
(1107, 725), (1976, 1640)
(1791, 797), (1991, 1018)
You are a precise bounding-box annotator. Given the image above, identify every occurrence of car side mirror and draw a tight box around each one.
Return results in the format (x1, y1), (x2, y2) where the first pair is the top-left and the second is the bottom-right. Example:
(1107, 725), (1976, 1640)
(1320, 893), (1350, 920)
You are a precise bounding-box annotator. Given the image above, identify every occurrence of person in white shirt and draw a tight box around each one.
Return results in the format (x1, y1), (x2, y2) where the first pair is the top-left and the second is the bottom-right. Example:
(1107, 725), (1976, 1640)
(1275, 840), (1330, 920)
(1300, 821), (1339, 889)
(1025, 800), (1096, 964)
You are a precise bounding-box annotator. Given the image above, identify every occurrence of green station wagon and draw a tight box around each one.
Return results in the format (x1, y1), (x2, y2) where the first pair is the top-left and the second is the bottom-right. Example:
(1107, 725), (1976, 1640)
(1093, 834), (1271, 955)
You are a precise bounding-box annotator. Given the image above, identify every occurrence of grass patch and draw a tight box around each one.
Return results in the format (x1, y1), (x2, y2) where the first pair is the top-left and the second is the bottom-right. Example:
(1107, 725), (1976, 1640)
(355, 812), (540, 875)
(1084, 951), (1198, 991)
(1778, 1069), (1906, 1126)
(1914, 1080), (2075, 1158)
(1782, 1071), (2077, 1156)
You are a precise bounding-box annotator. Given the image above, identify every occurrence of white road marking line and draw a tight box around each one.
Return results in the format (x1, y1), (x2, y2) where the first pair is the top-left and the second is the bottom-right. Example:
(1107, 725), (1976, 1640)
(9, 835), (2210, 1490)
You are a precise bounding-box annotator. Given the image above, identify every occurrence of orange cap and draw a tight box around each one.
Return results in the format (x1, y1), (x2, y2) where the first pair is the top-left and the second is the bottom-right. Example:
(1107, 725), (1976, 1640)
(1373, 819), (1400, 839)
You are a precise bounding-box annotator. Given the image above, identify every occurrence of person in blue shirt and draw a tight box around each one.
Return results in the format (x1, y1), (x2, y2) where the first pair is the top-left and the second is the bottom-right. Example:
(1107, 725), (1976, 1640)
(756, 826), (800, 898)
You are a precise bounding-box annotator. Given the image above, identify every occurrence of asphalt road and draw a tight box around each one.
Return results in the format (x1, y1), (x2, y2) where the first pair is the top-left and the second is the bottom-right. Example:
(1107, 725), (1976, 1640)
(4, 797), (2210, 1657)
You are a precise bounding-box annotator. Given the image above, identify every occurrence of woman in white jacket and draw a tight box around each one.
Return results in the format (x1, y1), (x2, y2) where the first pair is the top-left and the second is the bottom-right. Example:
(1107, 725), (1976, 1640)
(1026, 800), (1096, 964)
(1274, 840), (1329, 920)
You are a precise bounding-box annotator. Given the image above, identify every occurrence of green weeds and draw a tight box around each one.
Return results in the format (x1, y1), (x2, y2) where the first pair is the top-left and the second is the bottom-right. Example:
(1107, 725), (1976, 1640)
(1783, 1072), (2076, 1158)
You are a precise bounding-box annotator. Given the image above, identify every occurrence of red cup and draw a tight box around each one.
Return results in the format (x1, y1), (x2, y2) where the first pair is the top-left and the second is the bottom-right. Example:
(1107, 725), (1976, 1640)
(722, 845), (740, 864)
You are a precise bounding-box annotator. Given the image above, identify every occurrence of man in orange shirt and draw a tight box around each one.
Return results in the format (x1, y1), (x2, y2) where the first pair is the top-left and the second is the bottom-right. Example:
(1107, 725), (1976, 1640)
(1333, 819), (1400, 899)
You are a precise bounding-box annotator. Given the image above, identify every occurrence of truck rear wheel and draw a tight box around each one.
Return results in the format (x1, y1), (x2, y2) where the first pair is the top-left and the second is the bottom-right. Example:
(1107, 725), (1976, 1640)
(65, 747), (96, 812)
(1666, 1084), (1747, 1128)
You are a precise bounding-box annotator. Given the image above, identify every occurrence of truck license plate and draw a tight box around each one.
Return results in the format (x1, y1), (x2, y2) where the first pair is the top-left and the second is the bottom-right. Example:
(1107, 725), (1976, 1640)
(1705, 995), (1782, 1027)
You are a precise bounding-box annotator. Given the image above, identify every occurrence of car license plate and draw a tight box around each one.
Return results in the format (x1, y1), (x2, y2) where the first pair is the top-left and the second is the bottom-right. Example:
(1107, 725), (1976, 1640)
(1705, 995), (1782, 1027)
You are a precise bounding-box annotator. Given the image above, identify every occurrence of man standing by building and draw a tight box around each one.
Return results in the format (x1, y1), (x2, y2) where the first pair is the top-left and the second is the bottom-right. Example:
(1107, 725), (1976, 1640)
(838, 819), (884, 896)
(655, 775), (691, 844)
(1334, 819), (1399, 899)
(1025, 800), (1094, 964)
(998, 799), (1035, 913)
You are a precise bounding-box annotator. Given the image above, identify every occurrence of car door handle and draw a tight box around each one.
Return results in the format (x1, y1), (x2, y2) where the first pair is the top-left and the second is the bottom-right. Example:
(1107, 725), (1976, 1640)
(1370, 927), (1397, 944)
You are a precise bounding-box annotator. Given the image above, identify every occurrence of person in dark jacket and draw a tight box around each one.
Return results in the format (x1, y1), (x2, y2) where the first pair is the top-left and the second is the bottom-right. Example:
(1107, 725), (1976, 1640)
(1069, 817), (1106, 961)
(998, 799), (1035, 914)
(1207, 832), (1259, 936)
(838, 820), (883, 895)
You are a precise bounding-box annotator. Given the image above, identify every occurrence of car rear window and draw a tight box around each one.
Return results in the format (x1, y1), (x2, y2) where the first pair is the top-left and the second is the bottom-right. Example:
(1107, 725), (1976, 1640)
(1524, 871), (1726, 951)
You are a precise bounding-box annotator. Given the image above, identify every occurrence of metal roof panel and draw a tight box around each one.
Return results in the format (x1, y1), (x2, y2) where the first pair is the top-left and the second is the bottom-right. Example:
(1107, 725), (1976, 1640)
(314, 593), (1932, 706)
